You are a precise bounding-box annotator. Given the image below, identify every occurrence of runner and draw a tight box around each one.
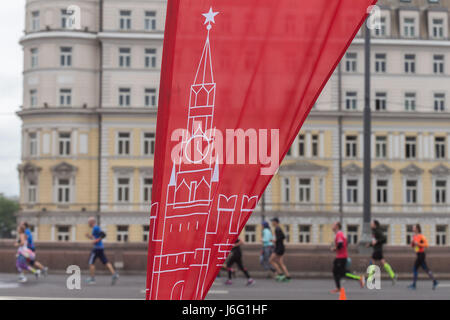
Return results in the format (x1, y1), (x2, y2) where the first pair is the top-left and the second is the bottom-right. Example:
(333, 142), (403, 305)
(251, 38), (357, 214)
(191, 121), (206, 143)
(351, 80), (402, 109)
(269, 218), (291, 282)
(330, 222), (364, 294)
(225, 238), (254, 286)
(85, 217), (119, 285)
(260, 221), (276, 277)
(366, 220), (396, 285)
(408, 224), (438, 290)
(21, 221), (48, 276)
(15, 225), (40, 283)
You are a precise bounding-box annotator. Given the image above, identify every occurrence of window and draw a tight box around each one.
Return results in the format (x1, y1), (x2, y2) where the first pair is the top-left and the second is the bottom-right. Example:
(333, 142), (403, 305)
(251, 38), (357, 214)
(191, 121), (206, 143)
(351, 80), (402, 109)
(298, 134), (305, 157)
(30, 89), (38, 107)
(60, 47), (72, 67)
(345, 135), (357, 158)
(143, 178), (153, 203)
(376, 180), (388, 204)
(344, 52), (357, 72)
(57, 179), (71, 203)
(375, 92), (387, 111)
(116, 225), (129, 242)
(404, 92), (416, 111)
(59, 89), (72, 107)
(298, 178), (311, 203)
(405, 136), (416, 159)
(283, 178), (290, 203)
(311, 135), (319, 157)
(56, 226), (71, 241)
(434, 93), (445, 112)
(436, 225), (447, 246)
(404, 54), (416, 74)
(29, 132), (37, 156)
(143, 132), (156, 156)
(298, 225), (311, 244)
(431, 18), (444, 39)
(145, 11), (157, 30)
(435, 137), (446, 159)
(406, 225), (414, 245)
(117, 178), (130, 203)
(58, 132), (71, 156)
(345, 91), (357, 110)
(347, 225), (359, 244)
(145, 48), (157, 68)
(406, 180), (418, 204)
(143, 225), (150, 242)
(120, 10), (132, 30)
(27, 180), (37, 203)
(284, 224), (291, 243)
(374, 16), (386, 37)
(375, 136), (387, 158)
(346, 179), (359, 203)
(403, 17), (416, 37)
(433, 55), (444, 74)
(31, 11), (40, 31)
(145, 88), (157, 107)
(31, 48), (38, 68)
(374, 53), (386, 73)
(435, 180), (447, 204)
(61, 9), (72, 29)
(119, 48), (131, 67)
(117, 132), (131, 155)
(119, 88), (131, 106)
(244, 225), (256, 243)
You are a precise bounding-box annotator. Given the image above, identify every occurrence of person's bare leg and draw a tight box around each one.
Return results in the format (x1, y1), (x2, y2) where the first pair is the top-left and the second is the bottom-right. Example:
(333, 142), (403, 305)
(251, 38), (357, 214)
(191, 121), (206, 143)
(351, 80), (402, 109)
(106, 262), (115, 275)
(89, 264), (95, 278)
(269, 253), (282, 274)
(279, 256), (290, 277)
(34, 261), (44, 270)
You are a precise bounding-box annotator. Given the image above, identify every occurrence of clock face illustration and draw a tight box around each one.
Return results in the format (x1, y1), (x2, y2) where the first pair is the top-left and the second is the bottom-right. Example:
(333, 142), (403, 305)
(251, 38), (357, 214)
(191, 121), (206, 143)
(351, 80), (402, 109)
(184, 134), (211, 164)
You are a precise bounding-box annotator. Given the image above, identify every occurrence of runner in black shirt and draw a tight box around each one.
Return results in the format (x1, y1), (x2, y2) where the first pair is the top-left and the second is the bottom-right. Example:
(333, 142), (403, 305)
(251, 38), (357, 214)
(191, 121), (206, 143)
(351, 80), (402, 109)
(225, 238), (254, 286)
(269, 218), (291, 282)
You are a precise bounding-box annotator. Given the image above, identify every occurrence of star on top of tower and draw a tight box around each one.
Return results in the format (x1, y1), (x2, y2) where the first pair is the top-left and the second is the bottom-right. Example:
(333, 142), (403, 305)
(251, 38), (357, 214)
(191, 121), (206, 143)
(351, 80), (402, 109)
(202, 7), (219, 29)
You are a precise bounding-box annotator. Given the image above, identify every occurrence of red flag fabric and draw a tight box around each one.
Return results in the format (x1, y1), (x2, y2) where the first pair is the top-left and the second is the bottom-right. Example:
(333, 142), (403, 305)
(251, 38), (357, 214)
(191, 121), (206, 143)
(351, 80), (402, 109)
(146, 0), (377, 300)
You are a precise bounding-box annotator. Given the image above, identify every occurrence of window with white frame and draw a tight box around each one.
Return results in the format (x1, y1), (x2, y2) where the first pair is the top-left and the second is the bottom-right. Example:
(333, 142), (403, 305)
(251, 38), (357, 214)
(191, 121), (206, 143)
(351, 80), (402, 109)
(298, 225), (311, 244)
(433, 55), (444, 74)
(58, 132), (71, 156)
(283, 224), (291, 243)
(375, 92), (387, 111)
(143, 132), (156, 156)
(434, 93), (445, 112)
(405, 136), (417, 159)
(436, 225), (447, 246)
(145, 88), (157, 107)
(31, 48), (38, 68)
(145, 48), (157, 68)
(61, 9), (73, 29)
(59, 89), (72, 107)
(345, 135), (357, 158)
(298, 134), (305, 157)
(27, 180), (37, 203)
(431, 18), (444, 39)
(403, 17), (416, 37)
(145, 11), (157, 30)
(405, 92), (416, 111)
(347, 225), (359, 244)
(142, 178), (153, 203)
(298, 178), (311, 203)
(435, 136), (446, 159)
(119, 48), (131, 67)
(311, 134), (319, 157)
(60, 47), (72, 67)
(374, 16), (387, 37)
(375, 136), (387, 158)
(283, 178), (290, 203)
(30, 89), (38, 107)
(404, 54), (416, 73)
(435, 180), (447, 204)
(56, 225), (71, 241)
(374, 53), (386, 73)
(346, 179), (359, 203)
(344, 52), (357, 72)
(56, 178), (71, 203)
(119, 88), (131, 106)
(244, 225), (256, 243)
(405, 179), (418, 204)
(119, 10), (132, 30)
(29, 132), (37, 156)
(116, 225), (129, 242)
(117, 132), (131, 155)
(406, 225), (414, 245)
(376, 179), (388, 204)
(31, 11), (40, 31)
(143, 225), (150, 242)
(117, 178), (131, 203)
(345, 91), (357, 110)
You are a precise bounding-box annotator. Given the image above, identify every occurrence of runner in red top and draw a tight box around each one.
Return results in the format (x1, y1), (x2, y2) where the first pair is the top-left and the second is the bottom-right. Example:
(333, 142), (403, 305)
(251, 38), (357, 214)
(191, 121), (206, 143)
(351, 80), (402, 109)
(330, 222), (364, 294)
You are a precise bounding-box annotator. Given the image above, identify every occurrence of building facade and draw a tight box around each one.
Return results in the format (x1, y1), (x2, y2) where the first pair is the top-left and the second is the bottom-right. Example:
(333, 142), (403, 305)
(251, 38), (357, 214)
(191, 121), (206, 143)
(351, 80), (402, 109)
(17, 0), (450, 247)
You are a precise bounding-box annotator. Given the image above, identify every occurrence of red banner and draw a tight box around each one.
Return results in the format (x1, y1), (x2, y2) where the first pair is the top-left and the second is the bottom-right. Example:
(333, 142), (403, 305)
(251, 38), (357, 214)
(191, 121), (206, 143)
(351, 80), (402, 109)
(146, 0), (377, 300)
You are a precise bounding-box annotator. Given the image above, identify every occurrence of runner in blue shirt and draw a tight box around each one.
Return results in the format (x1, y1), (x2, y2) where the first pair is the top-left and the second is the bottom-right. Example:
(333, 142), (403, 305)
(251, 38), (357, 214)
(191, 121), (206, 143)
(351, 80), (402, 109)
(21, 221), (48, 276)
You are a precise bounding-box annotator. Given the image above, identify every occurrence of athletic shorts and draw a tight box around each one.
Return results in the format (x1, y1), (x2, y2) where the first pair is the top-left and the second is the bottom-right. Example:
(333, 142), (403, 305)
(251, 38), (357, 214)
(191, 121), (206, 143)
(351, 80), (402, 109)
(274, 246), (285, 256)
(88, 248), (108, 265)
(372, 250), (383, 261)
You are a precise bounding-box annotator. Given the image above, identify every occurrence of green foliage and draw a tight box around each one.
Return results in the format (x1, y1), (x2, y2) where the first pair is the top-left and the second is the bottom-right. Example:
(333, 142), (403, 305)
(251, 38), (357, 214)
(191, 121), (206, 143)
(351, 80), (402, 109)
(0, 196), (19, 238)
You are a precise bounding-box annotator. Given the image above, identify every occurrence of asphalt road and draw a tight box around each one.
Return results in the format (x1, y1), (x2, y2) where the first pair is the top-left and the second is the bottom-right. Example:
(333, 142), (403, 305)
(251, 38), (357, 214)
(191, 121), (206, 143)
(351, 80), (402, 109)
(0, 273), (448, 300)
